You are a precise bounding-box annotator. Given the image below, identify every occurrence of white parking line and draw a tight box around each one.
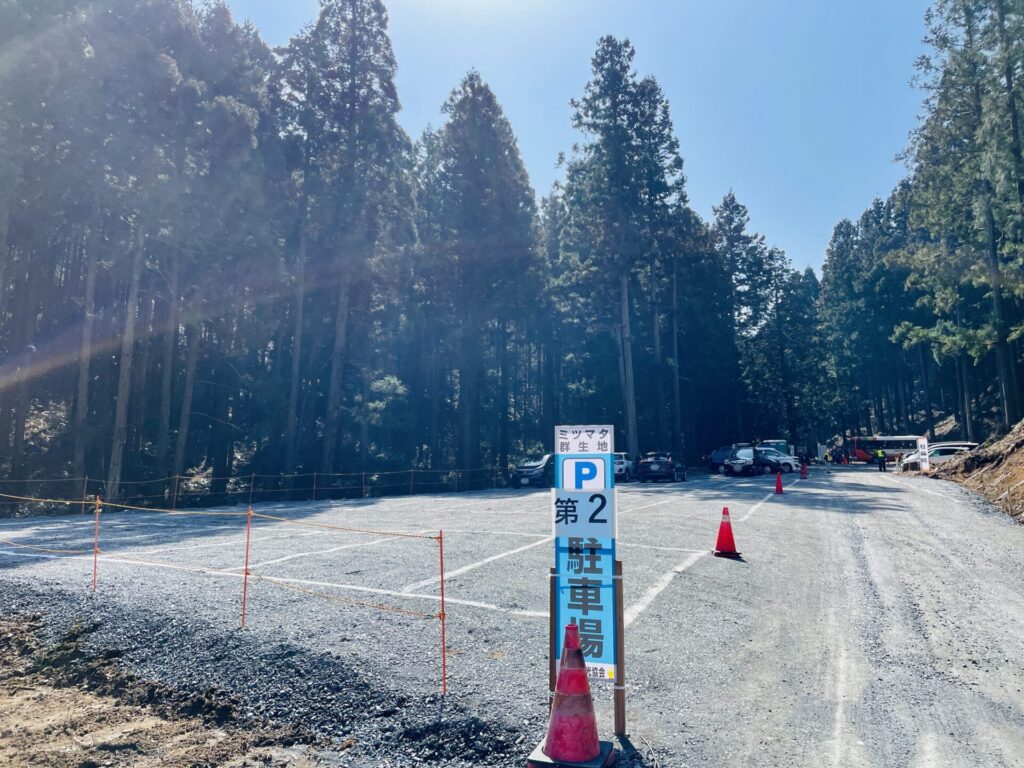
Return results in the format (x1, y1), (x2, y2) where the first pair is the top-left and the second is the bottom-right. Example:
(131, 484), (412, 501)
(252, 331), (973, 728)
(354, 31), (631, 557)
(737, 478), (801, 523)
(234, 530), (430, 571)
(443, 529), (549, 538)
(621, 543), (706, 553)
(401, 536), (553, 593)
(88, 555), (547, 618)
(624, 551), (707, 627)
(623, 499), (675, 513)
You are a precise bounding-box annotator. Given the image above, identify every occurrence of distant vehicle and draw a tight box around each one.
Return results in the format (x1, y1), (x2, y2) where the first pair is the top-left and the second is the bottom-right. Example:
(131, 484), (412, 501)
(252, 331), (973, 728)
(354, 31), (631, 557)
(708, 445), (733, 473)
(900, 442), (977, 472)
(849, 435), (920, 462)
(637, 452), (686, 482)
(758, 439), (791, 455)
(510, 454), (554, 487)
(724, 447), (782, 476)
(614, 452), (635, 481)
(754, 446), (801, 473)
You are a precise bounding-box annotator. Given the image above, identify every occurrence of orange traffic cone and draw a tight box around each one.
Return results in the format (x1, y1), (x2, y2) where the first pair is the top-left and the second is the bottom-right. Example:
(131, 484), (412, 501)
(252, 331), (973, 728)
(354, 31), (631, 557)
(775, 472), (783, 494)
(527, 625), (616, 767)
(800, 463), (808, 479)
(713, 507), (741, 558)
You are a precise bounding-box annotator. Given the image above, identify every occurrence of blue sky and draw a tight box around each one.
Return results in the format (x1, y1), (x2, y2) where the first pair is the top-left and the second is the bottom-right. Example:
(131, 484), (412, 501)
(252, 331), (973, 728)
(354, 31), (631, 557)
(226, 0), (931, 271)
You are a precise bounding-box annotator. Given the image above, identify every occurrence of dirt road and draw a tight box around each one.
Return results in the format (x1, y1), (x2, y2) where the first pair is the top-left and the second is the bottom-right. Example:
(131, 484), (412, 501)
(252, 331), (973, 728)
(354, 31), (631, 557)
(1, 466), (1022, 766)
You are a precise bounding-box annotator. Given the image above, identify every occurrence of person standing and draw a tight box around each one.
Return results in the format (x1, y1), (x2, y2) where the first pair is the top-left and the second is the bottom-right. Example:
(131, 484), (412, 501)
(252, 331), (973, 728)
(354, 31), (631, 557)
(875, 448), (887, 472)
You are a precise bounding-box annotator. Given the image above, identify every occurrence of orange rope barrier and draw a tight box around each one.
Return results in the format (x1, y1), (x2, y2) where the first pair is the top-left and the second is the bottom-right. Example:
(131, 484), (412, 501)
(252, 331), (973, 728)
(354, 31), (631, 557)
(250, 511), (439, 540)
(0, 536), (91, 555)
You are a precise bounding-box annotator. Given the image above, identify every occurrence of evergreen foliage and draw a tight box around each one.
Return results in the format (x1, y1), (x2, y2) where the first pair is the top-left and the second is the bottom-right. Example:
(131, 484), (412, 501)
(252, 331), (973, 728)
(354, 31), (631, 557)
(1, 0), (1023, 500)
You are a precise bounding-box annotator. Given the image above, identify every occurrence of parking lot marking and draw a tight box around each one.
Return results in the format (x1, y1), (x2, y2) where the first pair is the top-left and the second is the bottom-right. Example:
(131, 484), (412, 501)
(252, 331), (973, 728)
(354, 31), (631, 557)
(621, 543), (706, 553)
(235, 530), (431, 571)
(400, 536), (553, 593)
(443, 529), (549, 538)
(623, 551), (707, 627)
(90, 553), (547, 617)
(737, 478), (802, 523)
(622, 499), (675, 513)
(122, 529), (322, 558)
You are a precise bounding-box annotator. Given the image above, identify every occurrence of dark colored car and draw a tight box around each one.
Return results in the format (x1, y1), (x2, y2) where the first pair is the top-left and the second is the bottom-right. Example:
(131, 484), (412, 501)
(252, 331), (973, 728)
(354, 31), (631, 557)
(723, 447), (782, 476)
(510, 454), (554, 487)
(637, 452), (687, 482)
(708, 445), (733, 473)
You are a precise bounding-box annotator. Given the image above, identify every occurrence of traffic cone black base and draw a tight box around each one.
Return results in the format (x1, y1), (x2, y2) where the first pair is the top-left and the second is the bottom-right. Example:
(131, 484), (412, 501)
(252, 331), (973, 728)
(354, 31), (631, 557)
(526, 740), (617, 767)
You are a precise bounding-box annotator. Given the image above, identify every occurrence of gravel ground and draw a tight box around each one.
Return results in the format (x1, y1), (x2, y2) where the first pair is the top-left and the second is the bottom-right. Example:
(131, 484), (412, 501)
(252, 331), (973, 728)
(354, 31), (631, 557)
(1, 468), (1023, 766)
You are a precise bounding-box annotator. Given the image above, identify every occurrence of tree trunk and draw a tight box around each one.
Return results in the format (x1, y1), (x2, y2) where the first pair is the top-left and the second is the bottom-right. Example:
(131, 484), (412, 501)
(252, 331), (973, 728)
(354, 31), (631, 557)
(541, 331), (557, 441)
(497, 319), (510, 478)
(967, 8), (1017, 428)
(156, 255), (179, 479)
(459, 310), (481, 469)
(173, 321), (200, 478)
(11, 253), (37, 479)
(73, 232), (99, 478)
(649, 255), (669, 450)
(917, 345), (935, 440)
(994, 0), (1024, 224)
(670, 267), (684, 460)
(428, 342), (440, 467)
(106, 226), (145, 501)
(285, 224), (307, 477)
(961, 353), (976, 442)
(620, 272), (640, 459)
(321, 267), (352, 473)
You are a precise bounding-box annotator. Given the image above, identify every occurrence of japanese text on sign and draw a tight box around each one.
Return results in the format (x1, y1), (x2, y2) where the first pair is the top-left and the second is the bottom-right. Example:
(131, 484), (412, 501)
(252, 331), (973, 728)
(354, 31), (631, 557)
(555, 425), (614, 455)
(554, 535), (616, 678)
(551, 490), (617, 540)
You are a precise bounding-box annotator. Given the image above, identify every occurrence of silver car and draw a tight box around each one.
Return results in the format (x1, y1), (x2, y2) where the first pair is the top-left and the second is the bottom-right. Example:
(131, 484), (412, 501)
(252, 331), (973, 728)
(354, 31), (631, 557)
(755, 446), (801, 473)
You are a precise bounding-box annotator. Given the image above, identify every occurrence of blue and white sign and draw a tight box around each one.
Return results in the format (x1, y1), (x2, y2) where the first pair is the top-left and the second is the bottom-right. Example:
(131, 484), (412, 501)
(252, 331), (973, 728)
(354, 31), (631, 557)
(555, 454), (612, 490)
(555, 425), (614, 455)
(553, 426), (618, 682)
(554, 535), (617, 680)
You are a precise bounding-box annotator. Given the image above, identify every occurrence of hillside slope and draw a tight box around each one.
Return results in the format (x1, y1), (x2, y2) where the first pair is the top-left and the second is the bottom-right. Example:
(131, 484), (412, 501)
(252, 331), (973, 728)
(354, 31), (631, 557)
(935, 421), (1024, 522)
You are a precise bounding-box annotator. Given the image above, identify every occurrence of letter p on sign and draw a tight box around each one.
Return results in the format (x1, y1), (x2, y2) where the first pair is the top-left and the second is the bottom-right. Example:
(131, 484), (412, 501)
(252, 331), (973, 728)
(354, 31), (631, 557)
(565, 458), (605, 489)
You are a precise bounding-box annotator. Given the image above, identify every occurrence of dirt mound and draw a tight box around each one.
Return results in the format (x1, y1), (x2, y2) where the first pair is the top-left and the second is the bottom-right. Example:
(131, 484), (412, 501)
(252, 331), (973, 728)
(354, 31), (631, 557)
(0, 616), (318, 767)
(935, 421), (1024, 522)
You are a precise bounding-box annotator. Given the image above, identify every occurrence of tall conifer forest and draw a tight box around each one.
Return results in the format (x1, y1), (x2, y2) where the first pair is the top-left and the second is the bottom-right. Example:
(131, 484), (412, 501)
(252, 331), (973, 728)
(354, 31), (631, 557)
(2, 0), (1023, 502)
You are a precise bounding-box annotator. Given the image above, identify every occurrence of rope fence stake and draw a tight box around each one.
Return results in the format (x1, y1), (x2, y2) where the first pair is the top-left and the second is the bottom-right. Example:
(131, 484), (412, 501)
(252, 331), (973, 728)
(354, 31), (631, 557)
(241, 504), (253, 628)
(438, 529), (447, 696)
(312, 471), (317, 501)
(81, 476), (89, 516)
(92, 496), (100, 592)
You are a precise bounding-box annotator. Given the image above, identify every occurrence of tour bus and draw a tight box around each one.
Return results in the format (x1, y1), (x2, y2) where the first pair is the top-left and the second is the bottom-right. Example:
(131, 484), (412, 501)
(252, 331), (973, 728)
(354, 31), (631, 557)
(849, 435), (921, 462)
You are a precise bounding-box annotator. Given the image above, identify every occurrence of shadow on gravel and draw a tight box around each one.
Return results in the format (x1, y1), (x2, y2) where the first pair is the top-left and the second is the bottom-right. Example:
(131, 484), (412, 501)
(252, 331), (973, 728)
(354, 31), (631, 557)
(777, 486), (907, 515)
(0, 488), (552, 566)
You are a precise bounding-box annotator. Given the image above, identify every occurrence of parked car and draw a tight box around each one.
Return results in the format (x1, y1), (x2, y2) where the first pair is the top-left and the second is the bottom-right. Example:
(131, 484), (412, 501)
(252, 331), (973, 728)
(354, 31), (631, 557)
(636, 452), (687, 482)
(724, 447), (782, 476)
(900, 442), (977, 471)
(758, 439), (791, 455)
(614, 452), (635, 481)
(510, 454), (554, 487)
(754, 446), (801, 473)
(708, 445), (733, 473)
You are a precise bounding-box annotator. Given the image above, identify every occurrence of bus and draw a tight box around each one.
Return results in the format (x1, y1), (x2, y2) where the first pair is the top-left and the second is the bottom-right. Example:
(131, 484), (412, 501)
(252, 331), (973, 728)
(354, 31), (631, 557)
(849, 435), (921, 462)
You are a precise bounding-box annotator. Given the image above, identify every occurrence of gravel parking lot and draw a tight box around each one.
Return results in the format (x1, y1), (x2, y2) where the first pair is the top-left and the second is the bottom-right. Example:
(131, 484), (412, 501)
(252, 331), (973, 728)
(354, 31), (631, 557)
(2, 467), (1023, 766)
